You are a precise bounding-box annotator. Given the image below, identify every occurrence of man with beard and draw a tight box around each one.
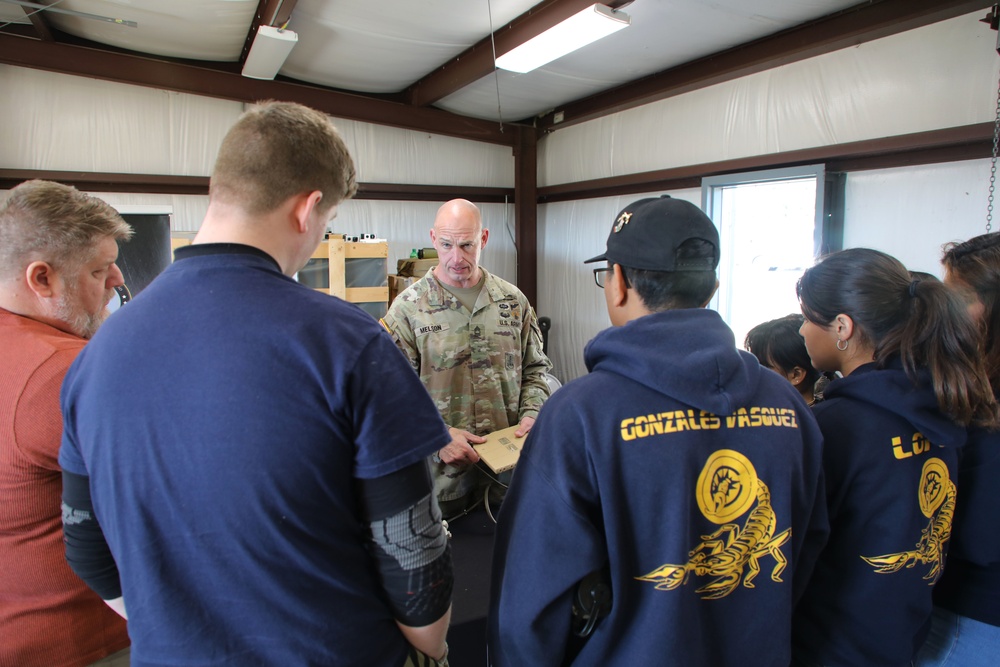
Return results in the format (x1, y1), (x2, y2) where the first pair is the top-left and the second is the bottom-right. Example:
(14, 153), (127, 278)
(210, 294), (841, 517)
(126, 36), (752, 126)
(0, 179), (133, 666)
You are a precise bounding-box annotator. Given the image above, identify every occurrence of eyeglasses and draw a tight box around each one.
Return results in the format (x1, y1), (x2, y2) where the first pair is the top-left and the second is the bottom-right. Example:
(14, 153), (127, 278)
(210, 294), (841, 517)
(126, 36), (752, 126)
(593, 267), (612, 288)
(593, 266), (630, 289)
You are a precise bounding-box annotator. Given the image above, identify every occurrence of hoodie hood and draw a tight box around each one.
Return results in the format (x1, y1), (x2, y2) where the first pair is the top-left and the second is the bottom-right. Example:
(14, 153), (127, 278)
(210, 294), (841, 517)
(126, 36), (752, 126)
(584, 308), (760, 416)
(825, 359), (967, 448)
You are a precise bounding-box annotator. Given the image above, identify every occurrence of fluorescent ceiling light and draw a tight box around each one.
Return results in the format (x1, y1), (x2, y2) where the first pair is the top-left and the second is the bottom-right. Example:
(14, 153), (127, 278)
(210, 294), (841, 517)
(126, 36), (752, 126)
(496, 3), (630, 74)
(242, 25), (298, 80)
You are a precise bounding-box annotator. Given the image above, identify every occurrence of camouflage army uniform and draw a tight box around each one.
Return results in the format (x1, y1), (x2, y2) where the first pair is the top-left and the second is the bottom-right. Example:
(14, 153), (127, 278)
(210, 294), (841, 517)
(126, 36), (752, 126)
(381, 267), (553, 507)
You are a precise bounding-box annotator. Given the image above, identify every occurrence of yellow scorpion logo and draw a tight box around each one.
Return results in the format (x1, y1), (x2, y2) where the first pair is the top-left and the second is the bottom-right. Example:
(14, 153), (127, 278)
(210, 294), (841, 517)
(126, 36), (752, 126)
(636, 450), (790, 600)
(861, 458), (955, 583)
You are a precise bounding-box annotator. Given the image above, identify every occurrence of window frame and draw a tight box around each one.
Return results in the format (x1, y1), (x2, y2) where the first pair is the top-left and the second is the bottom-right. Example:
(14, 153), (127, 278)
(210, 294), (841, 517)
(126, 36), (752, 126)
(700, 164), (845, 327)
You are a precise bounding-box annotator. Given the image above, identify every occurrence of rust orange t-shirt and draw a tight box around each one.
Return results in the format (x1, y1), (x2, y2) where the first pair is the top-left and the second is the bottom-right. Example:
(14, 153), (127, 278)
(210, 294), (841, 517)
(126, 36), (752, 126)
(0, 308), (129, 667)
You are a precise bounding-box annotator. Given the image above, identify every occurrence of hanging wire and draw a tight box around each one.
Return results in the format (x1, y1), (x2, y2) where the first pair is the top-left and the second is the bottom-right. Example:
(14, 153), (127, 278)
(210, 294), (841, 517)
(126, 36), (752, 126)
(988, 4), (1000, 233)
(485, 0), (505, 131)
(502, 195), (518, 282)
(504, 195), (516, 250)
(989, 68), (1000, 233)
(0, 0), (71, 32)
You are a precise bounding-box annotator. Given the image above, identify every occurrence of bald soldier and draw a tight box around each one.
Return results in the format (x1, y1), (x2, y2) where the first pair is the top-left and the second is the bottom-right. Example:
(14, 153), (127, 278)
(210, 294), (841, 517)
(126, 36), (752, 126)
(381, 199), (553, 516)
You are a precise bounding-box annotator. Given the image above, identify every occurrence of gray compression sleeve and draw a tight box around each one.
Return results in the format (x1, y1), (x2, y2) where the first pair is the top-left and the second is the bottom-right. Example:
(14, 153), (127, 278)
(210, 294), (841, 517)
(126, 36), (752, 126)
(359, 461), (453, 625)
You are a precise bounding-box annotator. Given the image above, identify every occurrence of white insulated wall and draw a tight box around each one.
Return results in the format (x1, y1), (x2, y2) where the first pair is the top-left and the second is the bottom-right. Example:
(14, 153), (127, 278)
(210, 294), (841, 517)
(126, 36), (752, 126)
(540, 162), (999, 383)
(536, 12), (1000, 381)
(0, 65), (517, 280)
(3, 12), (1000, 382)
(538, 13), (1000, 187)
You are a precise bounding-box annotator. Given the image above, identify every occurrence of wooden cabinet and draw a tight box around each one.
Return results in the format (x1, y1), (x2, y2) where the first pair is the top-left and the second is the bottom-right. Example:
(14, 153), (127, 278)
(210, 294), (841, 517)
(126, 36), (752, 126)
(170, 235), (389, 318)
(170, 235), (193, 257)
(299, 237), (389, 318)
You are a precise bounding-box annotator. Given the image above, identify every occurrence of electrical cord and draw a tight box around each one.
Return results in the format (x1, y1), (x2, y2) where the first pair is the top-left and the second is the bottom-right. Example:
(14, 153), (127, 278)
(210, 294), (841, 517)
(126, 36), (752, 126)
(0, 0), (69, 31)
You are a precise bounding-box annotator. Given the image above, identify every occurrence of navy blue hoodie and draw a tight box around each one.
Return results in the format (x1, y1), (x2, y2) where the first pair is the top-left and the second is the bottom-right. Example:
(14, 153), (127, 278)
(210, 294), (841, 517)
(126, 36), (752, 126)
(793, 360), (965, 666)
(932, 398), (1000, 627)
(488, 309), (828, 666)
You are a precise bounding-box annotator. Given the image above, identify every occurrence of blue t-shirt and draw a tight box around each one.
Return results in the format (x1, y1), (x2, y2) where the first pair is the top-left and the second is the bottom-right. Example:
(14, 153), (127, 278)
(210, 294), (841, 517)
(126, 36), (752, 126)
(60, 245), (451, 666)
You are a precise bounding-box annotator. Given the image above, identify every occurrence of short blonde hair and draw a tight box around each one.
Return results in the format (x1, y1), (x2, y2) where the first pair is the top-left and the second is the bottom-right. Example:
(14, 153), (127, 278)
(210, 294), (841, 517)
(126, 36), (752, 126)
(210, 101), (358, 216)
(0, 180), (133, 281)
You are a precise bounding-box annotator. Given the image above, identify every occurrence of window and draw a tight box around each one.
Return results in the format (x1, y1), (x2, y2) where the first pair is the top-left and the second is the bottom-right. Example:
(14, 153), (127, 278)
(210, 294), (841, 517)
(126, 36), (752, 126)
(701, 165), (843, 347)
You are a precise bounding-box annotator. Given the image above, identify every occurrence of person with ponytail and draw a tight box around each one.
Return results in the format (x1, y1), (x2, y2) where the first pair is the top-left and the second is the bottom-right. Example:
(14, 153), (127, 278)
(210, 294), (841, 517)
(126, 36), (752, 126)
(917, 232), (1000, 666)
(791, 248), (998, 667)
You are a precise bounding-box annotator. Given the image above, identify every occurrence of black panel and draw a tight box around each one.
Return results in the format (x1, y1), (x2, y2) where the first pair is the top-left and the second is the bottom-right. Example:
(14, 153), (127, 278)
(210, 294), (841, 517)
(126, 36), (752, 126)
(117, 213), (172, 295)
(820, 172), (847, 257)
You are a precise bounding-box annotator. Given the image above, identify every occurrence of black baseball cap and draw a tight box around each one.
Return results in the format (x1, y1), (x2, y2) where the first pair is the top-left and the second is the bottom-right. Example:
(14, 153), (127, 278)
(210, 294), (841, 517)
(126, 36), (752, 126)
(584, 195), (720, 271)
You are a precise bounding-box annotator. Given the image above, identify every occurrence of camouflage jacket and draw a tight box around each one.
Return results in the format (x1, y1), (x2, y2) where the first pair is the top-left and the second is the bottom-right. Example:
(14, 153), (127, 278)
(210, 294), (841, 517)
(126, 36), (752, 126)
(382, 267), (552, 436)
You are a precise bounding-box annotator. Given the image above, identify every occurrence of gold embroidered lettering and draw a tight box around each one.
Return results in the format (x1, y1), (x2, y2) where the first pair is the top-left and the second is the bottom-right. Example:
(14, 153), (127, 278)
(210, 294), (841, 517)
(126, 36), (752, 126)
(661, 412), (677, 433)
(675, 413), (690, 431)
(700, 413), (721, 430)
(913, 432), (931, 455)
(620, 418), (635, 441)
(892, 436), (912, 459)
(634, 415), (650, 439)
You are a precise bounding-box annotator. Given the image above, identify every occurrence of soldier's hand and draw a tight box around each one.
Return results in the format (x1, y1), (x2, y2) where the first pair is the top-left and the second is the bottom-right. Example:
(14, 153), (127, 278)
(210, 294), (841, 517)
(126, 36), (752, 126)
(439, 428), (485, 465)
(514, 416), (536, 438)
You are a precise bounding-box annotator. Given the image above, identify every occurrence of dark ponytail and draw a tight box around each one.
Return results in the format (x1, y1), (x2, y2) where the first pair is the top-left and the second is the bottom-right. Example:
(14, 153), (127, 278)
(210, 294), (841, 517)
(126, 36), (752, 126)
(942, 232), (1000, 390)
(797, 248), (998, 428)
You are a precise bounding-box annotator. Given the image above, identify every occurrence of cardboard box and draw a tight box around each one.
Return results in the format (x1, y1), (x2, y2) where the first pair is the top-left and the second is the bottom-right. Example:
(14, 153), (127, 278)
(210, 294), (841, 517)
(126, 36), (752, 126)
(473, 425), (525, 474)
(396, 258), (437, 277)
(388, 274), (417, 304)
